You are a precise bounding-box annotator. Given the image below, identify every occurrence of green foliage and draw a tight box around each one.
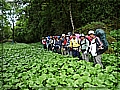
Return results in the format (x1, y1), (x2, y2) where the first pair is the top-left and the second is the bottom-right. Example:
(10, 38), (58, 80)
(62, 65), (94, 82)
(0, 0), (12, 41)
(1, 43), (119, 89)
(105, 47), (114, 54)
(10, 0), (119, 43)
(109, 41), (120, 54)
(77, 22), (106, 34)
(110, 29), (120, 41)
(106, 34), (117, 44)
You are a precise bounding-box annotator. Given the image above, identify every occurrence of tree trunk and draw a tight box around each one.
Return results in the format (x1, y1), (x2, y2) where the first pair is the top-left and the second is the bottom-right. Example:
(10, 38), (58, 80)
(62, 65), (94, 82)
(69, 3), (75, 34)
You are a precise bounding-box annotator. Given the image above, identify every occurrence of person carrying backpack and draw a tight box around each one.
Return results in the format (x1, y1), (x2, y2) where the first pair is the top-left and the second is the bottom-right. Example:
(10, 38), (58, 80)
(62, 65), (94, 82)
(88, 30), (104, 68)
(95, 28), (109, 54)
(79, 34), (90, 62)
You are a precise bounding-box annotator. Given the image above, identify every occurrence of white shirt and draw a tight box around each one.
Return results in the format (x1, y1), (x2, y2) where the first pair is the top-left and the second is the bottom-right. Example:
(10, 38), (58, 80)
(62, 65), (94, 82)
(89, 38), (97, 56)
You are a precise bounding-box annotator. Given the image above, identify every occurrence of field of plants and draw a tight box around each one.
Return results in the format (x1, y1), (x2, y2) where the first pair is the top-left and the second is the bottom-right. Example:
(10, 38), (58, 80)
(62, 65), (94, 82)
(0, 42), (120, 90)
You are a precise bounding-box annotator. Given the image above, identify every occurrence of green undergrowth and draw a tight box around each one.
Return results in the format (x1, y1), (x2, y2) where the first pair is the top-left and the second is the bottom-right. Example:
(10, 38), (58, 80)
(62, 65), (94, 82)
(0, 42), (119, 90)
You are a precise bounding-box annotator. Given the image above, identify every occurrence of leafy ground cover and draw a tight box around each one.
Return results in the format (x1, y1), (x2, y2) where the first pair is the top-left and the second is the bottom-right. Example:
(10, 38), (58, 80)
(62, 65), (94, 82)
(0, 42), (120, 90)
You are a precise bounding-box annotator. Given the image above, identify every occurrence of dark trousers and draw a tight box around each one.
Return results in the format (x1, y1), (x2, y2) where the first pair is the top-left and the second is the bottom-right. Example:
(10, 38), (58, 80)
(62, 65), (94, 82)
(72, 49), (80, 59)
(43, 44), (47, 49)
(54, 46), (61, 54)
(48, 44), (52, 51)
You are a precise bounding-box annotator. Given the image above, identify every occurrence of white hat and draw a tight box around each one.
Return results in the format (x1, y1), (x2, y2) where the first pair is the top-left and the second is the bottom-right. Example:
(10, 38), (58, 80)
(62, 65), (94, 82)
(88, 30), (95, 35)
(80, 33), (85, 37)
(68, 32), (72, 36)
(62, 34), (65, 36)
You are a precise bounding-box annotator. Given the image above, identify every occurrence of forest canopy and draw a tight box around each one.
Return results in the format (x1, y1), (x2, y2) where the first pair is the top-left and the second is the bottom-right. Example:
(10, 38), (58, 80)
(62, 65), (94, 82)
(0, 0), (120, 43)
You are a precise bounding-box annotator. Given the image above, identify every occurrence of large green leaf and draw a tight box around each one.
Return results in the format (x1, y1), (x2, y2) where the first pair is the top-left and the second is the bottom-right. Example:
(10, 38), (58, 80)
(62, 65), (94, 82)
(73, 74), (80, 80)
(105, 66), (114, 73)
(2, 43), (119, 89)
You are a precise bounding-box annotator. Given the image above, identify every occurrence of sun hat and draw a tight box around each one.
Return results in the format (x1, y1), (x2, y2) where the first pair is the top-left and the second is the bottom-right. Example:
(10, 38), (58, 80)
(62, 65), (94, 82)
(80, 33), (85, 37)
(88, 30), (95, 35)
(62, 34), (65, 37)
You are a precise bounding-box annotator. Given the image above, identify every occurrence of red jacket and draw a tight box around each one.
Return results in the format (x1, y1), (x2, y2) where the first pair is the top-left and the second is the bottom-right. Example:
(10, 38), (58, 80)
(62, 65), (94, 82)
(63, 39), (67, 45)
(42, 39), (46, 44)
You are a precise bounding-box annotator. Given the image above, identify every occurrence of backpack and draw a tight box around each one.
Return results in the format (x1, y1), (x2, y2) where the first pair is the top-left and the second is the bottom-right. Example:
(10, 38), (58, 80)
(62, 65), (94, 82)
(85, 36), (92, 44)
(80, 38), (87, 46)
(95, 29), (109, 52)
(80, 38), (90, 52)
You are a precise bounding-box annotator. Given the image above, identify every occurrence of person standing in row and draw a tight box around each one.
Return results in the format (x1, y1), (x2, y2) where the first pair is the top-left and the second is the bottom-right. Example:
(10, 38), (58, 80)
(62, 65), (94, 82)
(88, 31), (104, 68)
(49, 36), (54, 51)
(69, 34), (80, 59)
(52, 36), (61, 53)
(79, 34), (90, 62)
(46, 36), (50, 51)
(42, 37), (47, 49)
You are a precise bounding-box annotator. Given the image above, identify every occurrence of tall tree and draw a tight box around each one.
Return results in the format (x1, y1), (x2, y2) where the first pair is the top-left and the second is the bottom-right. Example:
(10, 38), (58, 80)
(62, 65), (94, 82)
(10, 0), (120, 43)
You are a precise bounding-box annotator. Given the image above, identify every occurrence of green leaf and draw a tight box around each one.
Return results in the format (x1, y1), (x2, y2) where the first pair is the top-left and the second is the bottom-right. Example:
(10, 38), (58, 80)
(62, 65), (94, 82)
(104, 80), (113, 86)
(106, 66), (113, 73)
(108, 74), (116, 82)
(82, 71), (90, 76)
(66, 78), (74, 85)
(84, 83), (93, 87)
(95, 64), (102, 69)
(67, 68), (74, 74)
(73, 74), (80, 80)
(97, 73), (104, 80)
(61, 64), (68, 70)
(46, 78), (58, 86)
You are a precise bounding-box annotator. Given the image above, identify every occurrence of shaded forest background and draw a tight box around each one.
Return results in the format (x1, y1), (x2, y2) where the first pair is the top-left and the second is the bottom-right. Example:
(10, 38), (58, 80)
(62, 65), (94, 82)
(0, 0), (120, 43)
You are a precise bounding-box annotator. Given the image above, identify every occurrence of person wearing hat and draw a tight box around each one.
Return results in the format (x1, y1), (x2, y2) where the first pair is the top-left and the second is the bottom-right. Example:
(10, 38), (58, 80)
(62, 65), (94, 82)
(69, 34), (80, 59)
(62, 34), (65, 37)
(88, 30), (104, 68)
(79, 33), (90, 62)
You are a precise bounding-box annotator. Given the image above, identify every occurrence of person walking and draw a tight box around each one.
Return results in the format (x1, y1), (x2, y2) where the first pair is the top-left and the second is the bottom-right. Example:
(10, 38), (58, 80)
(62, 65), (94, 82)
(88, 30), (104, 68)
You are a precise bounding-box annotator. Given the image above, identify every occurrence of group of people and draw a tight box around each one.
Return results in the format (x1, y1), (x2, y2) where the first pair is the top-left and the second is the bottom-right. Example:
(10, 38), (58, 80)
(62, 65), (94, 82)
(42, 30), (108, 68)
